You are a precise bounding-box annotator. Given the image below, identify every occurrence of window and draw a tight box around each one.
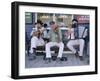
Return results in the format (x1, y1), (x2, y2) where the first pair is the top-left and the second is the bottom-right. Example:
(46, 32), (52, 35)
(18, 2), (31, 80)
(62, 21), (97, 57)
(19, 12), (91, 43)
(25, 12), (33, 24)
(37, 13), (53, 27)
(55, 14), (72, 27)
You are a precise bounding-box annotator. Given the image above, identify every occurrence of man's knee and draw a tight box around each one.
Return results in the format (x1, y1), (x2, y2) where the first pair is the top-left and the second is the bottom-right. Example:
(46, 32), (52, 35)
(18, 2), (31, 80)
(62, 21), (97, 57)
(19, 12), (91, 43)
(67, 41), (71, 48)
(60, 42), (64, 47)
(80, 39), (85, 45)
(46, 43), (50, 47)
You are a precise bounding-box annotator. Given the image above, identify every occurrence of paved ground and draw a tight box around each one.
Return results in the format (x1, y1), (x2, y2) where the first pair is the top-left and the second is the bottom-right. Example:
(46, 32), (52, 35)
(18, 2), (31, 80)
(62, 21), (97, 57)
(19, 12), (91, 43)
(25, 53), (89, 68)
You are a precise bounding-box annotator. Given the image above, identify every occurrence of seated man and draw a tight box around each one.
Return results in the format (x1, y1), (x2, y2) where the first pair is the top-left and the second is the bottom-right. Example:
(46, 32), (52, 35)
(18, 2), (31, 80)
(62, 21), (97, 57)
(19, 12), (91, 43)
(29, 20), (45, 60)
(45, 21), (64, 63)
(66, 19), (86, 61)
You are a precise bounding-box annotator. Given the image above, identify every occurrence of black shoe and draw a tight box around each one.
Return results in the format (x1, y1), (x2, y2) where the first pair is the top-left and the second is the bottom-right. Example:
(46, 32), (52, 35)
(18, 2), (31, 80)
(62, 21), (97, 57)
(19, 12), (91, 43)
(75, 51), (79, 57)
(52, 56), (57, 61)
(29, 56), (36, 60)
(45, 58), (51, 63)
(56, 58), (62, 63)
(60, 57), (68, 61)
(79, 56), (84, 61)
(29, 53), (36, 60)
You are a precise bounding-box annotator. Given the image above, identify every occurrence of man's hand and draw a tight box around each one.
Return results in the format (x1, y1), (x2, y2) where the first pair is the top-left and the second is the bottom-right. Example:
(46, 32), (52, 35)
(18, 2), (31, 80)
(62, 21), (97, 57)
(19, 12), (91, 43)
(57, 40), (61, 43)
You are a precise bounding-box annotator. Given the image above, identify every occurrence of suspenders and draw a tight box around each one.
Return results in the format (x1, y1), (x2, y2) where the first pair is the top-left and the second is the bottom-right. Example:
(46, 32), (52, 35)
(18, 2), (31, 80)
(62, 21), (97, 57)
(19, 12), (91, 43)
(81, 27), (86, 38)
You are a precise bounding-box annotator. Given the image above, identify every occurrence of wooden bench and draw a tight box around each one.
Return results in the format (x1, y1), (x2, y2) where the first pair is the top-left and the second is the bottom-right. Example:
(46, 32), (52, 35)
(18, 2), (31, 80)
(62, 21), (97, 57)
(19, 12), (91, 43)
(35, 38), (71, 53)
(36, 46), (71, 51)
(27, 38), (79, 56)
(35, 46), (70, 61)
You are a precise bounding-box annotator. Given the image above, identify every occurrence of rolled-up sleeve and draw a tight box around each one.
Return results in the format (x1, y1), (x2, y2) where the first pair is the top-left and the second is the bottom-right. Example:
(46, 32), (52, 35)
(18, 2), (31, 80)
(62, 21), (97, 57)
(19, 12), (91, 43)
(58, 29), (62, 41)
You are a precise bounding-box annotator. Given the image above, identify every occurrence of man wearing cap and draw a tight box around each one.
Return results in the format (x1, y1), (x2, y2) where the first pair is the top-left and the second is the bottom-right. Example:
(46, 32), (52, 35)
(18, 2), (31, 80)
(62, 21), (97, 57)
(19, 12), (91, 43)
(45, 21), (64, 63)
(29, 20), (45, 60)
(66, 19), (86, 61)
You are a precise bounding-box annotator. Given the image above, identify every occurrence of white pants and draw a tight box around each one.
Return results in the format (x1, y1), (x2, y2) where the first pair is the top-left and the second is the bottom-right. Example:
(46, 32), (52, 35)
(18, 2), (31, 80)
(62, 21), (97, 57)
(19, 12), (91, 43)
(46, 42), (64, 58)
(67, 39), (85, 56)
(29, 36), (45, 53)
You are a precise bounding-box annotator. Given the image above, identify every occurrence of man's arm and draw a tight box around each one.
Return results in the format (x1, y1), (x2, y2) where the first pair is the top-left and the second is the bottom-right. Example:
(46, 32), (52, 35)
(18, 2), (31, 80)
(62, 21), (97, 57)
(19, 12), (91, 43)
(58, 29), (62, 42)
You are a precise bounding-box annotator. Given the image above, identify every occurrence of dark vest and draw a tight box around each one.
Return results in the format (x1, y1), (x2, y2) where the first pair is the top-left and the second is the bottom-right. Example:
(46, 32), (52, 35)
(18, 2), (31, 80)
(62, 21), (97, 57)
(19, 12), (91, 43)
(72, 24), (79, 39)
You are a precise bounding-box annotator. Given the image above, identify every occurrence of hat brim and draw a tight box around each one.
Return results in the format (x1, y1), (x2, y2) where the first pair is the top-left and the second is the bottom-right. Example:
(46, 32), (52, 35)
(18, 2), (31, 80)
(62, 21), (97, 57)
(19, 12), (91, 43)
(35, 22), (43, 25)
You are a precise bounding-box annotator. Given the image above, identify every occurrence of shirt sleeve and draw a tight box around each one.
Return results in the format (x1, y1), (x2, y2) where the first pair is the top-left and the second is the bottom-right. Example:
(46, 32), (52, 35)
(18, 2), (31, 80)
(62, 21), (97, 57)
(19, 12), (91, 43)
(30, 30), (34, 37)
(83, 29), (88, 38)
(30, 29), (36, 37)
(58, 29), (62, 41)
(47, 30), (51, 38)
